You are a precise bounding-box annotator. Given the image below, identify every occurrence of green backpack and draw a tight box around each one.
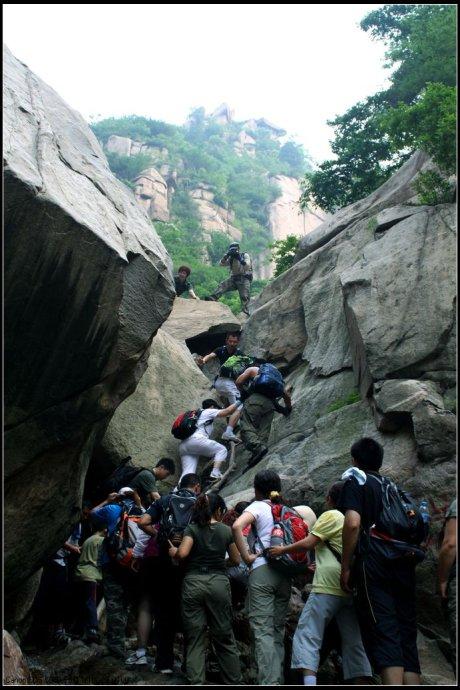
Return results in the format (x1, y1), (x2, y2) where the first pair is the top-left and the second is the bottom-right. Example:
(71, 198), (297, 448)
(220, 355), (254, 380)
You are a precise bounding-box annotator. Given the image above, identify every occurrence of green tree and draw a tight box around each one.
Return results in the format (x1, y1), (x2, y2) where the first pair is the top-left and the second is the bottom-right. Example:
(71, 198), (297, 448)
(268, 235), (300, 277)
(301, 4), (457, 212)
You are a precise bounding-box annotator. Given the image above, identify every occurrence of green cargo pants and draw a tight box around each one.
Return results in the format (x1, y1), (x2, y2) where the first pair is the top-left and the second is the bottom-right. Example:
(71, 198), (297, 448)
(240, 393), (275, 455)
(247, 563), (292, 685)
(212, 275), (251, 312)
(182, 572), (242, 685)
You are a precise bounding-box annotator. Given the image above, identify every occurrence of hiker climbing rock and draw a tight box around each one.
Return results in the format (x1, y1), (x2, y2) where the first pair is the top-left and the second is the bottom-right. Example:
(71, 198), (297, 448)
(204, 243), (253, 315)
(235, 362), (293, 470)
(174, 265), (199, 300)
(173, 399), (243, 481)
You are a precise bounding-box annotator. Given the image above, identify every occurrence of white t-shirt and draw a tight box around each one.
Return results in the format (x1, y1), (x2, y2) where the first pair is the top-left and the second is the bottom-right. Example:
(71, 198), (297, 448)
(245, 500), (274, 570)
(192, 408), (220, 439)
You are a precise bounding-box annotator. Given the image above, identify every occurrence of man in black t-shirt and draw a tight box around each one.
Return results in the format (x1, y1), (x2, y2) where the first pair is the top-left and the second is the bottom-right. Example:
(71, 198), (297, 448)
(174, 266), (199, 300)
(338, 437), (421, 685)
(137, 473), (201, 674)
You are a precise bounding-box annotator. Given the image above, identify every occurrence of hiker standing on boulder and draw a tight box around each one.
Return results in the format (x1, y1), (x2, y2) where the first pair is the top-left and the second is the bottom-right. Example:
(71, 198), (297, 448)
(169, 493), (242, 685)
(174, 265), (199, 300)
(339, 437), (424, 685)
(205, 243), (253, 315)
(235, 363), (293, 470)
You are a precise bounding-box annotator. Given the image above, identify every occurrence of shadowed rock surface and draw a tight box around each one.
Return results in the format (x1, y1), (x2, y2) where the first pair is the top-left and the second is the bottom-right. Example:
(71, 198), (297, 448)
(3, 45), (175, 623)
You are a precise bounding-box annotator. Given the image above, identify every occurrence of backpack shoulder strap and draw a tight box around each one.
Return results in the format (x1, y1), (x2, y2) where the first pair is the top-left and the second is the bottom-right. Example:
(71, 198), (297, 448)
(323, 540), (342, 564)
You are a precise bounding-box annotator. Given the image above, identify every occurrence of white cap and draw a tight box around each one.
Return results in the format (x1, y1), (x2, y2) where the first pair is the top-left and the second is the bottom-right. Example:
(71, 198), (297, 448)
(118, 487), (134, 496)
(293, 505), (317, 531)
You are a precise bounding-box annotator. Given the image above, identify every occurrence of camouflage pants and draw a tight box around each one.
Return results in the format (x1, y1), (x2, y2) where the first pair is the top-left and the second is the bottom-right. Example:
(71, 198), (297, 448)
(240, 393), (275, 454)
(212, 276), (251, 311)
(102, 564), (136, 656)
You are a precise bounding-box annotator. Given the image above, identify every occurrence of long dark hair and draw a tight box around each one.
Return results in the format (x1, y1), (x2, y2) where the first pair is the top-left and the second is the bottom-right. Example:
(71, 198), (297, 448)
(191, 494), (227, 526)
(254, 470), (283, 504)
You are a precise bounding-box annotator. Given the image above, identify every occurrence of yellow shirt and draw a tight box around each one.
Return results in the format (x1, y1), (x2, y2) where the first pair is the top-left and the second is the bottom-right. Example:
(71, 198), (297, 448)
(311, 509), (347, 597)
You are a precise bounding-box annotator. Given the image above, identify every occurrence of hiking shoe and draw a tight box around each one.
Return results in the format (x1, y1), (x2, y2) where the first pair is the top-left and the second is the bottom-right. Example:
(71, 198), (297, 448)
(125, 650), (148, 666)
(84, 628), (101, 645)
(209, 470), (223, 481)
(221, 430), (241, 443)
(204, 295), (217, 301)
(153, 666), (174, 674)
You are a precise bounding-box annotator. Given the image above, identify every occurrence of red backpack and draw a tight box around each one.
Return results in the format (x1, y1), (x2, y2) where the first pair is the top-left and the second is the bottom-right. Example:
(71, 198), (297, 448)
(171, 409), (202, 440)
(255, 503), (312, 576)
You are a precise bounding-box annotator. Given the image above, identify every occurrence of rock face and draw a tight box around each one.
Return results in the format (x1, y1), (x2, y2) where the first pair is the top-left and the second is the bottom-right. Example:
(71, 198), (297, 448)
(3, 630), (32, 685)
(133, 167), (170, 221)
(3, 45), (175, 621)
(161, 297), (241, 347)
(222, 151), (456, 659)
(189, 188), (242, 242)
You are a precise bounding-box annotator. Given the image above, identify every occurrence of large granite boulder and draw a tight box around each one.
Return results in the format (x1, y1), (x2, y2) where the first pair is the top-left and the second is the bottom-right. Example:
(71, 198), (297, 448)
(98, 328), (212, 485)
(3, 631), (32, 685)
(3, 45), (175, 619)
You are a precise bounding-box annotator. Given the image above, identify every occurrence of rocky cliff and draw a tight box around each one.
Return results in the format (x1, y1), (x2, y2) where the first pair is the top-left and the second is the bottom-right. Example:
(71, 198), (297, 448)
(220, 151), (456, 666)
(3, 45), (175, 626)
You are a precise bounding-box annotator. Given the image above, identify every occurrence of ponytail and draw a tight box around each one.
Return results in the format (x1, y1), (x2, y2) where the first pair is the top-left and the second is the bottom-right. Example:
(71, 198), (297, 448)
(191, 493), (227, 526)
(269, 490), (283, 505)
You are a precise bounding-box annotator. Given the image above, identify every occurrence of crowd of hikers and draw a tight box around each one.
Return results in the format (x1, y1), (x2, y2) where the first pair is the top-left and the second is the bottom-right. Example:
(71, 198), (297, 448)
(25, 320), (457, 685)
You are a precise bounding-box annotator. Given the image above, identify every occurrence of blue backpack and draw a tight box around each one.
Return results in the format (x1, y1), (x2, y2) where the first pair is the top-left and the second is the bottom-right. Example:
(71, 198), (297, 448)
(252, 363), (284, 399)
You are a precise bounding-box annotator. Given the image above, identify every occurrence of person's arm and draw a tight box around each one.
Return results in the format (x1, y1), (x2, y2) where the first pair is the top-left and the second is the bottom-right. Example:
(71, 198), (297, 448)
(220, 253), (230, 266)
(188, 288), (199, 300)
(438, 517), (457, 598)
(216, 402), (241, 418)
(228, 542), (241, 566)
(268, 533), (320, 558)
(138, 507), (160, 538)
(197, 351), (218, 368)
(63, 541), (81, 555)
(235, 367), (258, 389)
(232, 512), (260, 566)
(168, 536), (194, 562)
(340, 509), (361, 593)
(91, 493), (119, 511)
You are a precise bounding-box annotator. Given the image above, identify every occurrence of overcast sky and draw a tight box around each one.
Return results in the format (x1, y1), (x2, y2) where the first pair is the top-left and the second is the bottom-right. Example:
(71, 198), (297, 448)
(3, 3), (391, 163)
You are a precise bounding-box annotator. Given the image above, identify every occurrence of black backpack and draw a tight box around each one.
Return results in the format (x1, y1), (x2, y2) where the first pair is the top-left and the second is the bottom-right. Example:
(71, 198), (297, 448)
(97, 457), (152, 500)
(365, 475), (427, 562)
(159, 489), (197, 546)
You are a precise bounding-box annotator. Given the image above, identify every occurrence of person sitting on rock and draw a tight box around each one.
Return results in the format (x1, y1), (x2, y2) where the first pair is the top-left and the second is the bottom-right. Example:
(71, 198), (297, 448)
(268, 482), (372, 686)
(174, 265), (199, 300)
(197, 331), (244, 442)
(235, 363), (293, 471)
(204, 243), (252, 315)
(179, 399), (243, 482)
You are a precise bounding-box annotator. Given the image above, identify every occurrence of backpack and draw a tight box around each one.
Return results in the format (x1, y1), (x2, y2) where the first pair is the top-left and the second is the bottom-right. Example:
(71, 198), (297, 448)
(252, 363), (285, 400)
(254, 503), (312, 576)
(159, 490), (197, 546)
(366, 475), (427, 562)
(171, 409), (202, 440)
(97, 457), (151, 499)
(104, 507), (142, 568)
(220, 355), (254, 380)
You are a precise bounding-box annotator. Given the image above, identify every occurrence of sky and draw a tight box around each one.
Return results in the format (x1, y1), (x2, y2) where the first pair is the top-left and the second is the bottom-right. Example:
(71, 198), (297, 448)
(3, 3), (391, 164)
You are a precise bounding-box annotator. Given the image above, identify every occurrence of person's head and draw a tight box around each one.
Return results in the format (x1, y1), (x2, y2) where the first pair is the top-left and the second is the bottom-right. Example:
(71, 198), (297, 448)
(254, 469), (282, 503)
(228, 242), (240, 256)
(179, 473), (201, 495)
(192, 493), (227, 526)
(90, 513), (108, 534)
(202, 398), (222, 410)
(293, 505), (317, 531)
(225, 332), (241, 350)
(81, 500), (93, 520)
(350, 437), (384, 472)
(117, 487), (135, 502)
(234, 501), (250, 516)
(178, 265), (191, 281)
(326, 481), (345, 509)
(155, 457), (176, 480)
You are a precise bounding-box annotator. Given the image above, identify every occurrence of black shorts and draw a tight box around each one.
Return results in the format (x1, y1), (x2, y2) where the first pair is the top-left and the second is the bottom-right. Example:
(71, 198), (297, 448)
(354, 552), (421, 673)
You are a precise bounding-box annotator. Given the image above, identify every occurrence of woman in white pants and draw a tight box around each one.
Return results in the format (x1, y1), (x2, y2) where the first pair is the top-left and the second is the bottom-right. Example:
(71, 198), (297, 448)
(179, 399), (242, 481)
